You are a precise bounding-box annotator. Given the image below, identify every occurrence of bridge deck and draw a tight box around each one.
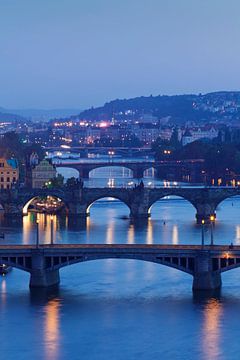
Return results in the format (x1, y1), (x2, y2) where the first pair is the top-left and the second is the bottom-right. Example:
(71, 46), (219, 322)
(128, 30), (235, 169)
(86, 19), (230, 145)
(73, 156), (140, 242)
(0, 244), (237, 251)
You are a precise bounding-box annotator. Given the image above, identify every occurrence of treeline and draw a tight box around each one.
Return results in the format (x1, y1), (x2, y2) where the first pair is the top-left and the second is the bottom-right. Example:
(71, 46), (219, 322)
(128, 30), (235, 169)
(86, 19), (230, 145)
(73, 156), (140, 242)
(153, 137), (240, 179)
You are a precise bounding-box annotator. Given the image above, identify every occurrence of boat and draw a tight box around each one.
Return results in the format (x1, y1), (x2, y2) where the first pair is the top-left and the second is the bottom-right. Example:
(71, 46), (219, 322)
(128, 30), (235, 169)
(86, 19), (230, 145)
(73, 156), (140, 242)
(0, 264), (12, 275)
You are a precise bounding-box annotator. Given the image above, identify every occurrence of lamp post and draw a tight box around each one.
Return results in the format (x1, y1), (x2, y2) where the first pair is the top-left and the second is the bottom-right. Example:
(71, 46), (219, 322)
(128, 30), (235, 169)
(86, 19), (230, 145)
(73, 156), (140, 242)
(201, 219), (205, 249)
(50, 215), (54, 245)
(36, 218), (39, 249)
(210, 215), (215, 246)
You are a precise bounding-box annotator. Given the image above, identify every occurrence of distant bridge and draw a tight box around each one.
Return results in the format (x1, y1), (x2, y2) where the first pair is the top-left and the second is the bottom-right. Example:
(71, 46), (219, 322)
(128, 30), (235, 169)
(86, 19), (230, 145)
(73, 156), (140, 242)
(54, 159), (204, 180)
(45, 146), (153, 157)
(2, 186), (240, 223)
(55, 160), (155, 178)
(0, 243), (239, 291)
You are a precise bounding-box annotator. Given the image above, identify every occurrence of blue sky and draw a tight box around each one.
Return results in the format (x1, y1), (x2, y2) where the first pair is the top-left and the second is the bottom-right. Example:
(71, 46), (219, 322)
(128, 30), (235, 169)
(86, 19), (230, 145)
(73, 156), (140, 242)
(0, 0), (239, 109)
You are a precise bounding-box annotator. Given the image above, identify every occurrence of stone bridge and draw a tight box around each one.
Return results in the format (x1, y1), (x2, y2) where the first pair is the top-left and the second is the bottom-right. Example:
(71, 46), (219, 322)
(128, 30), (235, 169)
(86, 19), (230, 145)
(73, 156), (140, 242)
(55, 160), (155, 179)
(1, 186), (240, 223)
(1, 244), (240, 291)
(55, 159), (204, 181)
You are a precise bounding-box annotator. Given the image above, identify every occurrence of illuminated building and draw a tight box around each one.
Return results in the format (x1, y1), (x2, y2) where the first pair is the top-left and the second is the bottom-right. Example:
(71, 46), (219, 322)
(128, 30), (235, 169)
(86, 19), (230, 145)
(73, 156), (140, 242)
(31, 159), (57, 189)
(0, 157), (19, 189)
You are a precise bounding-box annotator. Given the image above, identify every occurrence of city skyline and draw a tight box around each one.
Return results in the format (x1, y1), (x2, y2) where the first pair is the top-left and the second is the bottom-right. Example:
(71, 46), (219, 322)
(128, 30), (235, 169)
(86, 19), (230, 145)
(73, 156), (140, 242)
(1, 0), (240, 109)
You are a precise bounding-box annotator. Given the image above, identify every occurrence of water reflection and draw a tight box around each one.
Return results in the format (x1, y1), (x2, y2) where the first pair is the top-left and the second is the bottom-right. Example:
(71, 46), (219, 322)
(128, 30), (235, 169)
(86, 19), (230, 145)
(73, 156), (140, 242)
(127, 224), (135, 244)
(0, 277), (7, 308)
(44, 298), (61, 360)
(202, 298), (223, 360)
(146, 220), (153, 244)
(172, 225), (179, 245)
(235, 226), (240, 244)
(106, 217), (115, 244)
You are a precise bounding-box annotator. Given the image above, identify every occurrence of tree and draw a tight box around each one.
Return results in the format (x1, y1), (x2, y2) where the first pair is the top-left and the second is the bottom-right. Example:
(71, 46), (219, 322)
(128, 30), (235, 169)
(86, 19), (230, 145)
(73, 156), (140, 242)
(66, 177), (79, 188)
(45, 174), (64, 189)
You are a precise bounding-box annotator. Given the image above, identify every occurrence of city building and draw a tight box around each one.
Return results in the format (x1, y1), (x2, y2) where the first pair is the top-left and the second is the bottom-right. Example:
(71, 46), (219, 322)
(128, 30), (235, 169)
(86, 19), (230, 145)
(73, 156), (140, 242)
(0, 157), (19, 189)
(182, 126), (218, 146)
(31, 159), (57, 188)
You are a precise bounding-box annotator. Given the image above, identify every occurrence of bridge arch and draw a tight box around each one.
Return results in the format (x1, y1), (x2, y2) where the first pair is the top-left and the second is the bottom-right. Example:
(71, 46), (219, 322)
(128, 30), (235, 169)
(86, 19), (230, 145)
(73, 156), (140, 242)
(214, 194), (240, 225)
(89, 165), (133, 179)
(143, 167), (157, 178)
(148, 194), (198, 218)
(215, 193), (240, 209)
(56, 166), (80, 180)
(86, 196), (131, 216)
(49, 255), (194, 276)
(22, 194), (68, 215)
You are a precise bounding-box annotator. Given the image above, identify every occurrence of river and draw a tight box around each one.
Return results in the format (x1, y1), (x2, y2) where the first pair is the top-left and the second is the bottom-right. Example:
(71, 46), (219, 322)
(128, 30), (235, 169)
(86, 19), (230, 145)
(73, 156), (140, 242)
(1, 165), (240, 360)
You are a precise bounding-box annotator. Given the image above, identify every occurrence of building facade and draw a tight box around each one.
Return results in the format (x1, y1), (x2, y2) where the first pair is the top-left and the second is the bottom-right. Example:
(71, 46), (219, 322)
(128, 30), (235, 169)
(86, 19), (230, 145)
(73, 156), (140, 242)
(0, 158), (19, 189)
(31, 159), (57, 189)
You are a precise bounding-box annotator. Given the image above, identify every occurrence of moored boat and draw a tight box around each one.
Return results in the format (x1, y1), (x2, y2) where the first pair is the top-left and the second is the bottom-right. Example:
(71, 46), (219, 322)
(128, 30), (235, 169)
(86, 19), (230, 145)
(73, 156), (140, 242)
(0, 264), (12, 275)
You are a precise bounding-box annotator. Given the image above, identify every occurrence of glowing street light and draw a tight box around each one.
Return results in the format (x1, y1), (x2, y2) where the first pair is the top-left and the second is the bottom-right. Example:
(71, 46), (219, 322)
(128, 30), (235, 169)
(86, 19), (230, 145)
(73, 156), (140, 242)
(36, 218), (39, 249)
(50, 215), (54, 245)
(201, 219), (205, 248)
(210, 215), (215, 246)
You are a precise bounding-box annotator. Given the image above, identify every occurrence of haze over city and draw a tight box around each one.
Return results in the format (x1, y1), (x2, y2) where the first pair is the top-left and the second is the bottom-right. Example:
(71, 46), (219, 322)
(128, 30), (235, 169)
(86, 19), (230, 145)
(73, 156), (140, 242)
(1, 0), (240, 109)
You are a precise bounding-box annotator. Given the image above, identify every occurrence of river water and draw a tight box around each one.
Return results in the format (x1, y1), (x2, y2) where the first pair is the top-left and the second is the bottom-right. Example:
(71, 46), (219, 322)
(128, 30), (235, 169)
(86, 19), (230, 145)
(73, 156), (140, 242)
(1, 166), (240, 360)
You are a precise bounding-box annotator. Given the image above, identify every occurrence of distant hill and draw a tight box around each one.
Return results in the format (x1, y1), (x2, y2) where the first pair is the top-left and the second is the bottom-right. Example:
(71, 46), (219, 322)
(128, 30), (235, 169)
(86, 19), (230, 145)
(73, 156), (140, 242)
(76, 91), (240, 124)
(0, 108), (26, 123)
(0, 108), (82, 122)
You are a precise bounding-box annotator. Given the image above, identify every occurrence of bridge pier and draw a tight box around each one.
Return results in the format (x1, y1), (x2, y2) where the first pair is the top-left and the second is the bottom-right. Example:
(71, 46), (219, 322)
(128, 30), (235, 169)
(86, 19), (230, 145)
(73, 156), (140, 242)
(29, 251), (60, 288)
(192, 251), (221, 291)
(132, 168), (144, 179)
(129, 190), (150, 219)
(195, 203), (216, 224)
(68, 202), (88, 218)
(30, 269), (60, 288)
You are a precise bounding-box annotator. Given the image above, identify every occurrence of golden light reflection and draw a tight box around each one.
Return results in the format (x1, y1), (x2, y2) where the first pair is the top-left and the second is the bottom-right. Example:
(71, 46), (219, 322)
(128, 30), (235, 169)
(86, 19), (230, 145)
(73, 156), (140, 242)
(106, 219), (115, 244)
(172, 225), (179, 245)
(146, 220), (153, 244)
(202, 298), (223, 360)
(44, 299), (60, 360)
(23, 213), (59, 245)
(22, 213), (34, 244)
(127, 225), (135, 244)
(86, 216), (91, 243)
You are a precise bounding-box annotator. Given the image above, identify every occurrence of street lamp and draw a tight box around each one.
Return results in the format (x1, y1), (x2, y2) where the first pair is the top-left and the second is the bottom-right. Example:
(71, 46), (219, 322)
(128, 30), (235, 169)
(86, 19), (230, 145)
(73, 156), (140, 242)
(50, 215), (54, 245)
(210, 215), (215, 246)
(36, 218), (39, 249)
(201, 219), (205, 248)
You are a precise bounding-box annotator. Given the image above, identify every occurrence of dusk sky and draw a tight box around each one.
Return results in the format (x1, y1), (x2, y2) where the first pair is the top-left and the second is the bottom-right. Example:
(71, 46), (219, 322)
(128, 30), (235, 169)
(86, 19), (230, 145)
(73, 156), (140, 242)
(1, 0), (239, 109)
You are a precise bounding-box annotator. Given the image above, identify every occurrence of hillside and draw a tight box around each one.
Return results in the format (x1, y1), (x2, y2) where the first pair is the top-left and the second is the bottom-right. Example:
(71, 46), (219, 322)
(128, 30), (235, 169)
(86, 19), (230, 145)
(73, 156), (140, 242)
(0, 108), (26, 123)
(76, 91), (240, 124)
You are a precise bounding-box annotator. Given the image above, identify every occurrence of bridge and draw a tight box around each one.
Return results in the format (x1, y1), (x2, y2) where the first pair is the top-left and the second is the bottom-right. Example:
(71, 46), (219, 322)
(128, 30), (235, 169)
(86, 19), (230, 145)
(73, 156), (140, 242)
(55, 160), (155, 178)
(2, 186), (240, 224)
(0, 243), (240, 291)
(54, 159), (204, 181)
(45, 146), (153, 157)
